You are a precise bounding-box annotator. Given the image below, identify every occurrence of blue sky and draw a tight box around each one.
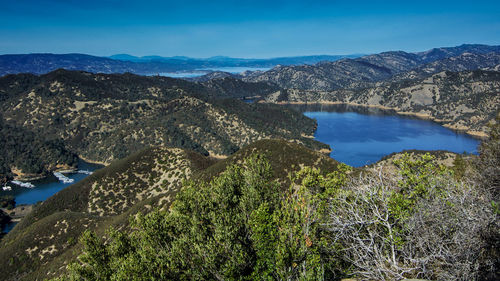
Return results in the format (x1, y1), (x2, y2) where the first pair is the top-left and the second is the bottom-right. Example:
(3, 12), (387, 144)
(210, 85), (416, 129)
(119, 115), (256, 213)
(1, 0), (499, 58)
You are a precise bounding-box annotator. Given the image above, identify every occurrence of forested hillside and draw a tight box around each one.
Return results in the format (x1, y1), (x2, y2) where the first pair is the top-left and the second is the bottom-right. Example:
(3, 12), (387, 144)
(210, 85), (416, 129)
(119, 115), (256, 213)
(0, 70), (326, 179)
(243, 44), (500, 91)
(265, 70), (500, 137)
(0, 140), (342, 280)
(1, 127), (496, 280)
(51, 123), (498, 281)
(0, 118), (77, 182)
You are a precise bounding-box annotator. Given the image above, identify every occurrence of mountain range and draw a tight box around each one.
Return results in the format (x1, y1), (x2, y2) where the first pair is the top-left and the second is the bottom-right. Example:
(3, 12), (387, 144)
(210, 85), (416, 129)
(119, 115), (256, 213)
(242, 44), (500, 90)
(3, 44), (497, 80)
(1, 44), (499, 181)
(0, 44), (499, 280)
(0, 53), (361, 77)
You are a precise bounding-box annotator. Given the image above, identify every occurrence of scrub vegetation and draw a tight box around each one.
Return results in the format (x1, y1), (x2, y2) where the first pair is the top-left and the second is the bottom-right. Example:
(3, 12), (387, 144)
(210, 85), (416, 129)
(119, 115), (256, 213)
(50, 122), (498, 281)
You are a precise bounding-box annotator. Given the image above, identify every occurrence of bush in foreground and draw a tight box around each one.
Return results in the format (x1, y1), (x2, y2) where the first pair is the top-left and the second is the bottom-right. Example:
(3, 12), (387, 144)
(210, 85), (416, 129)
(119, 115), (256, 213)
(326, 153), (497, 280)
(55, 152), (498, 280)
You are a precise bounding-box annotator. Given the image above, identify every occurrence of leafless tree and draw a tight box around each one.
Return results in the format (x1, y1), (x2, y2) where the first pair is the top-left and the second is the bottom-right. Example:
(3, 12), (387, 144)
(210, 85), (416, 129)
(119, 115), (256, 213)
(324, 170), (497, 280)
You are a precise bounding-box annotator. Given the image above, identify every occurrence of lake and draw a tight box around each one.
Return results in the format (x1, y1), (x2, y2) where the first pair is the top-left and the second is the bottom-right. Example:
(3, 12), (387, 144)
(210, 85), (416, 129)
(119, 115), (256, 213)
(0, 104), (482, 233)
(291, 104), (480, 167)
(198, 67), (271, 73)
(158, 67), (271, 78)
(1, 160), (103, 233)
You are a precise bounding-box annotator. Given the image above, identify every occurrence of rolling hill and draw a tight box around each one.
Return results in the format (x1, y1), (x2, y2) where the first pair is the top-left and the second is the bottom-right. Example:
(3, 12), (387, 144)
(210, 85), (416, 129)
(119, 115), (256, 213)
(0, 140), (341, 280)
(243, 44), (500, 91)
(264, 70), (500, 137)
(0, 70), (326, 180)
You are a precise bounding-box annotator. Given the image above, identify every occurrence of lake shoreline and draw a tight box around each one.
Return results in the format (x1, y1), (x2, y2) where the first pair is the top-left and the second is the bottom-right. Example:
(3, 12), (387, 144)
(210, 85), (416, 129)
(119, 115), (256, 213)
(77, 155), (109, 166)
(298, 107), (479, 167)
(1, 160), (102, 234)
(12, 167), (78, 182)
(269, 101), (489, 139)
(10, 157), (106, 183)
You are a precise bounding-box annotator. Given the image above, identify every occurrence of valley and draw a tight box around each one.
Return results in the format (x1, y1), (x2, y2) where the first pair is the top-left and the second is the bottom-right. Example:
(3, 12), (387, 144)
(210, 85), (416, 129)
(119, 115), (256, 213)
(0, 70), (326, 182)
(0, 44), (498, 281)
(3, 0), (500, 278)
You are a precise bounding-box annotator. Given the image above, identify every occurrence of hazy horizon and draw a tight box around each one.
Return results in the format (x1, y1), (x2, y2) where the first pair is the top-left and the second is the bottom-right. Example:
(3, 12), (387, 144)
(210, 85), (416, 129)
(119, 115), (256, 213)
(1, 0), (499, 58)
(2, 42), (499, 60)
(0, 52), (365, 59)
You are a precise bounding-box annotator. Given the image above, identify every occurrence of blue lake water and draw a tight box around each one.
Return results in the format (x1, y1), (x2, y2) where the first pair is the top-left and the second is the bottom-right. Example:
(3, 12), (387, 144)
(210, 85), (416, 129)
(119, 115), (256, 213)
(158, 67), (271, 78)
(2, 160), (103, 206)
(0, 104), (482, 233)
(1, 160), (103, 234)
(1, 222), (17, 233)
(293, 104), (480, 167)
(198, 67), (271, 73)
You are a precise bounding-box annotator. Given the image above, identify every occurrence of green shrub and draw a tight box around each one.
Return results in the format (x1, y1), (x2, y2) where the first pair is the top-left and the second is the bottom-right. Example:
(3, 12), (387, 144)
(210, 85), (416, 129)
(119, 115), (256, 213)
(56, 155), (349, 280)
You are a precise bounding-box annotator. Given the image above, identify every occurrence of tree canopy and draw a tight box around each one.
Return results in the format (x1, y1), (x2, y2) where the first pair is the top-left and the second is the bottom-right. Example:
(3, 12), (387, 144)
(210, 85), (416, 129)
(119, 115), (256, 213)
(55, 149), (498, 280)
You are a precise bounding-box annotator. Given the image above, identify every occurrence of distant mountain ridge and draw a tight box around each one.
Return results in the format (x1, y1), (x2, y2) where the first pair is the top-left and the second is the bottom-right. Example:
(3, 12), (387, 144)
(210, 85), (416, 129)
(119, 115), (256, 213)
(1, 44), (498, 81)
(0, 53), (362, 77)
(264, 70), (500, 137)
(391, 52), (500, 81)
(415, 44), (500, 63)
(243, 44), (500, 91)
(108, 53), (362, 65)
(0, 53), (171, 76)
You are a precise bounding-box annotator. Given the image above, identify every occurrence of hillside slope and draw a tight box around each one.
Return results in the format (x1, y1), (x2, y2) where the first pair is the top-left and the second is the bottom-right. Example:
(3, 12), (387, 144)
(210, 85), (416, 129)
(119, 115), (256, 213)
(244, 44), (500, 91)
(0, 70), (326, 179)
(265, 70), (500, 137)
(0, 146), (214, 280)
(3, 139), (493, 281)
(200, 77), (280, 99)
(0, 140), (341, 281)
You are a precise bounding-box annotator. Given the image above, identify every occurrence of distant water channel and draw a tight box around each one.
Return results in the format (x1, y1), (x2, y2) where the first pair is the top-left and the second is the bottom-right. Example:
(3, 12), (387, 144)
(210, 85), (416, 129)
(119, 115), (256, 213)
(157, 67), (271, 78)
(290, 104), (480, 167)
(1, 160), (103, 233)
